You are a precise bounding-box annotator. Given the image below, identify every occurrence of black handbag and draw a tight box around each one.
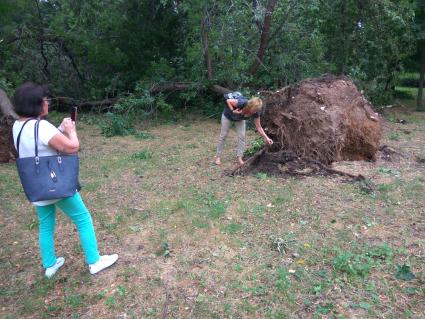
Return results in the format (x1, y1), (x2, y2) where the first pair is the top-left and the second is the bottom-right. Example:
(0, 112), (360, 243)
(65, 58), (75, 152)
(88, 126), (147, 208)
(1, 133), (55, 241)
(15, 119), (79, 202)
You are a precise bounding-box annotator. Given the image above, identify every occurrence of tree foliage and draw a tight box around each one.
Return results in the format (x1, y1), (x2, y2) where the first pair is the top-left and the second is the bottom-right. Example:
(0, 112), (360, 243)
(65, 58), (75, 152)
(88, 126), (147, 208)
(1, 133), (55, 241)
(0, 0), (417, 110)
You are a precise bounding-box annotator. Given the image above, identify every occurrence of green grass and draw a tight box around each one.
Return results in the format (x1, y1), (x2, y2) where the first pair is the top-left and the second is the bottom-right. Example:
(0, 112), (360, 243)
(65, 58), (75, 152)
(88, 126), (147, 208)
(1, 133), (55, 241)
(130, 150), (153, 160)
(388, 131), (401, 141)
(1, 116), (424, 318)
(395, 86), (418, 100)
(133, 131), (155, 140)
(396, 72), (419, 86)
(394, 72), (422, 109)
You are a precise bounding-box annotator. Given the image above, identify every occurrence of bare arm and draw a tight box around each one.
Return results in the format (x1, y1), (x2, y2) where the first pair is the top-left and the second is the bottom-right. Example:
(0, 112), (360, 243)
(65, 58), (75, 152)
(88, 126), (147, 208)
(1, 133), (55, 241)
(226, 99), (238, 112)
(48, 118), (80, 153)
(254, 117), (273, 145)
(49, 132), (79, 153)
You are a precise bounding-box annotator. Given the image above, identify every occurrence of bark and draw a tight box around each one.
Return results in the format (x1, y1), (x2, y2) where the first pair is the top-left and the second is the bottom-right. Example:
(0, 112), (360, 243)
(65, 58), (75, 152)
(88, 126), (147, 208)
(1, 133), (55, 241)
(150, 82), (230, 95)
(252, 0), (263, 31)
(0, 89), (18, 118)
(249, 0), (278, 75)
(210, 84), (231, 95)
(417, 41), (425, 111)
(34, 0), (50, 78)
(40, 40), (50, 77)
(201, 7), (213, 80)
(57, 96), (118, 109)
(339, 3), (348, 74)
(53, 82), (230, 112)
(150, 83), (191, 93)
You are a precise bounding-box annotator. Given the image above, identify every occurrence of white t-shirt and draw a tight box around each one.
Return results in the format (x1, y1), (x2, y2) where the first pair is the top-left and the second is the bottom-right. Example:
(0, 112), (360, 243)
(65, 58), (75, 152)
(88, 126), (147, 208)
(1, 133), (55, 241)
(13, 119), (61, 206)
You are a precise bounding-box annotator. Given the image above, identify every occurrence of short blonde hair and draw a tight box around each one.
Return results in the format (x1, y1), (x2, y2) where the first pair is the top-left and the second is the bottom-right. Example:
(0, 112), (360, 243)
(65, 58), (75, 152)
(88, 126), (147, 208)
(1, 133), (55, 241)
(245, 97), (263, 113)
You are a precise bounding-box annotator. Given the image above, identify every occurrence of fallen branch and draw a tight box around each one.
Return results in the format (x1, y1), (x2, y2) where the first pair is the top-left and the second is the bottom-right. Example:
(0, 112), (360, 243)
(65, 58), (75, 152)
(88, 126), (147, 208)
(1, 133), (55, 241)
(305, 158), (365, 181)
(225, 148), (266, 176)
(55, 96), (118, 109)
(52, 82), (231, 111)
(0, 89), (18, 119)
(378, 144), (405, 161)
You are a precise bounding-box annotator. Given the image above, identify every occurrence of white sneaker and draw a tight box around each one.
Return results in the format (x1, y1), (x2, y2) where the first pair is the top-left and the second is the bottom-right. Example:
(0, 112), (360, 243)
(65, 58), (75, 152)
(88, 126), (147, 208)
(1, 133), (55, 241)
(45, 257), (65, 278)
(89, 254), (118, 275)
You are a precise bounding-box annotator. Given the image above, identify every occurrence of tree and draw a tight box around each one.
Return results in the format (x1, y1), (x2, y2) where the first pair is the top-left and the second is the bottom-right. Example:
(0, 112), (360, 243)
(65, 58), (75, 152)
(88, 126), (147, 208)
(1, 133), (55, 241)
(415, 0), (425, 111)
(318, 0), (415, 104)
(249, 0), (278, 75)
(0, 0), (185, 98)
(0, 0), (419, 109)
(0, 89), (16, 118)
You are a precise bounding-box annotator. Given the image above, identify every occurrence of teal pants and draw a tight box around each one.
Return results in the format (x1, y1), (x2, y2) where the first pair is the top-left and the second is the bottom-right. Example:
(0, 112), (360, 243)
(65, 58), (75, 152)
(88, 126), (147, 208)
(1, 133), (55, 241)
(35, 192), (100, 268)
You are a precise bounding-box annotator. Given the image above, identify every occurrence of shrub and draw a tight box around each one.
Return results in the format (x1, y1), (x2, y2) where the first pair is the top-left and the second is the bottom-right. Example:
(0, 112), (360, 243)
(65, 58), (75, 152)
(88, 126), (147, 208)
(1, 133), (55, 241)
(333, 251), (375, 278)
(244, 137), (265, 157)
(397, 73), (419, 88)
(100, 113), (134, 137)
(130, 150), (153, 160)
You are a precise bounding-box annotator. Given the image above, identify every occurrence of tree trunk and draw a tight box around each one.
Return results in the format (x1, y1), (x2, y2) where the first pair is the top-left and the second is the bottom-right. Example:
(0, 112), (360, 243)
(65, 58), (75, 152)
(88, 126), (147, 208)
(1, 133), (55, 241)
(249, 0), (278, 75)
(201, 7), (213, 80)
(0, 89), (18, 163)
(0, 89), (18, 118)
(55, 82), (231, 110)
(252, 0), (263, 31)
(417, 41), (425, 111)
(150, 82), (230, 95)
(56, 96), (118, 111)
(339, 2), (348, 74)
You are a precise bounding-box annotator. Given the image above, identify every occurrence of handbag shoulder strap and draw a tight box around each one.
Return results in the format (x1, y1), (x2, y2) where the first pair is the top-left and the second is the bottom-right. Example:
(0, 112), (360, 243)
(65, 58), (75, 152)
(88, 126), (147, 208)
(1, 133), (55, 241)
(34, 119), (40, 157)
(15, 118), (35, 157)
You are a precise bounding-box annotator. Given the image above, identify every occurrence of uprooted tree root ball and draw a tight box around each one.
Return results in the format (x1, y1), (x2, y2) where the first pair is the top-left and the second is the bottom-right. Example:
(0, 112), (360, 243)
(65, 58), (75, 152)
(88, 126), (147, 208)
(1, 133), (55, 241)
(0, 116), (17, 163)
(230, 75), (383, 178)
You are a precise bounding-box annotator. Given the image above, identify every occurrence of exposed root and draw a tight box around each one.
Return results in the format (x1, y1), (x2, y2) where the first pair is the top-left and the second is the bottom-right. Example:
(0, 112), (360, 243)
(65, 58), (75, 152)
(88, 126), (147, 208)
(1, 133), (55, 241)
(378, 145), (405, 162)
(226, 148), (364, 181)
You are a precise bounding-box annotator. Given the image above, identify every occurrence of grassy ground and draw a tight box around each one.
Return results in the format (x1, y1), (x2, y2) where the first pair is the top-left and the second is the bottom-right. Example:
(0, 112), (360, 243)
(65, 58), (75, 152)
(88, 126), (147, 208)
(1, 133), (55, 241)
(394, 87), (419, 109)
(0, 109), (425, 319)
(395, 71), (421, 109)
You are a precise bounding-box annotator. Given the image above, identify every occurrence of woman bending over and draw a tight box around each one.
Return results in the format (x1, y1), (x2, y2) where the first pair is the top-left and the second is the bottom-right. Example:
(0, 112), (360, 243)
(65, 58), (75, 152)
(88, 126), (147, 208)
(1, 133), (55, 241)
(214, 95), (273, 165)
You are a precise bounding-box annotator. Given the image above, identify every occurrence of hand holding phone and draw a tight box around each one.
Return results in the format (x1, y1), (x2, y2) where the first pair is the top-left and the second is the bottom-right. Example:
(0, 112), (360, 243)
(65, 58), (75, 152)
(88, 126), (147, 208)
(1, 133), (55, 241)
(70, 106), (78, 123)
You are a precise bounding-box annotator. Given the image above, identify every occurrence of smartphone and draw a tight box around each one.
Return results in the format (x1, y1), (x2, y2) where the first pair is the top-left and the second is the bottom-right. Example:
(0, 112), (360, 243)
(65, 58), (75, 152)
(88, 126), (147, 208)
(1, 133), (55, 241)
(70, 106), (78, 123)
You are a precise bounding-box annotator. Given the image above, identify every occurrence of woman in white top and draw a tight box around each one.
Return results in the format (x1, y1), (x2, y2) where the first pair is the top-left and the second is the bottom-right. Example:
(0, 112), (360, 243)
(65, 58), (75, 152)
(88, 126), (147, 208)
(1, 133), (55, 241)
(12, 82), (118, 278)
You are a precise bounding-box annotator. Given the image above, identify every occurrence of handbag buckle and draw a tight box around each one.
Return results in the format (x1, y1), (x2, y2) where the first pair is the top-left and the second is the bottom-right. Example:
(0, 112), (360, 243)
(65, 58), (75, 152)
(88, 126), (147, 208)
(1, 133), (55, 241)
(57, 156), (62, 164)
(35, 156), (40, 165)
(50, 170), (58, 182)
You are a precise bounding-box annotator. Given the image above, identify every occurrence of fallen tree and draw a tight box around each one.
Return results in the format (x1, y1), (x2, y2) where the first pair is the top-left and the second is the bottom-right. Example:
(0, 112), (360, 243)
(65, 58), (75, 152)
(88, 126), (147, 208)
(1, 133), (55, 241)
(51, 83), (231, 112)
(230, 75), (383, 178)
